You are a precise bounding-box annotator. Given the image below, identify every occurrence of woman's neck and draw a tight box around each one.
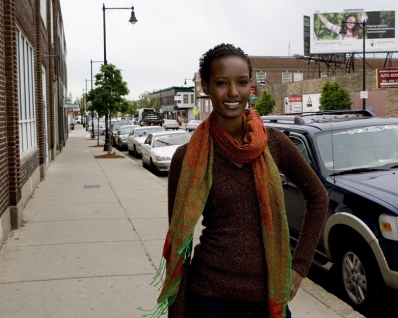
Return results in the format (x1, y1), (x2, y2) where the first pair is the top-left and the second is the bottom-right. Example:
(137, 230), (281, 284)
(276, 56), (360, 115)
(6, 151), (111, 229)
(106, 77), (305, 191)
(218, 118), (244, 145)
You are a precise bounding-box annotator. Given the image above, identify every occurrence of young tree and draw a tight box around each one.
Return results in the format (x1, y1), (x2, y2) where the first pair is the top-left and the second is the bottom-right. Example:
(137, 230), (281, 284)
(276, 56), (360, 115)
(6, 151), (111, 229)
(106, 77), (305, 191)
(319, 81), (352, 110)
(86, 64), (129, 153)
(254, 90), (275, 116)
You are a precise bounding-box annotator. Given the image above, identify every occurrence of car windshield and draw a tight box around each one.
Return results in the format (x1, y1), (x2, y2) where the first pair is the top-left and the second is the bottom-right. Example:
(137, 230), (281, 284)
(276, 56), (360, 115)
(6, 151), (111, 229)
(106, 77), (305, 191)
(153, 134), (190, 147)
(190, 120), (202, 124)
(315, 124), (398, 176)
(166, 120), (178, 124)
(135, 127), (163, 137)
(119, 127), (132, 134)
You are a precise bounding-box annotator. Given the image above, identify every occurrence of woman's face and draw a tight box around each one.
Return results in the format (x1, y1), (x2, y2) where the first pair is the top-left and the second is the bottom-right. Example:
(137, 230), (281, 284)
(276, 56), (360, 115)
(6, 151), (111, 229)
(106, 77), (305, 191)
(345, 16), (357, 29)
(201, 56), (251, 125)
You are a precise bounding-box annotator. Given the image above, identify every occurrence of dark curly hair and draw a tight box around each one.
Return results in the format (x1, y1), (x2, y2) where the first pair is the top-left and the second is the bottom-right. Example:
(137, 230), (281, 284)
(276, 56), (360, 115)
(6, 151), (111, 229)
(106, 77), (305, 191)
(199, 43), (252, 83)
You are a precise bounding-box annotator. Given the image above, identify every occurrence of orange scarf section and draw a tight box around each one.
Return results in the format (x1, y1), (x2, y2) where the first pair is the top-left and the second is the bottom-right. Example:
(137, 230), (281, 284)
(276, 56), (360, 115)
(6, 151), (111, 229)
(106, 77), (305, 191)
(156, 109), (291, 318)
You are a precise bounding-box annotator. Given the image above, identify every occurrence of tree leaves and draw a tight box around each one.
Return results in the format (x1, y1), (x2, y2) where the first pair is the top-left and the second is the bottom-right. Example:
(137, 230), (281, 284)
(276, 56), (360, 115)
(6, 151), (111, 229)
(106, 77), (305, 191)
(319, 81), (352, 110)
(254, 90), (276, 115)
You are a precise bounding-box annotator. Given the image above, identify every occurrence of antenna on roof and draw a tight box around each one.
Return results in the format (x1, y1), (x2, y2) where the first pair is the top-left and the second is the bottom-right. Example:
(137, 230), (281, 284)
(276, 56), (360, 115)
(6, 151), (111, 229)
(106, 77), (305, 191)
(288, 42), (291, 57)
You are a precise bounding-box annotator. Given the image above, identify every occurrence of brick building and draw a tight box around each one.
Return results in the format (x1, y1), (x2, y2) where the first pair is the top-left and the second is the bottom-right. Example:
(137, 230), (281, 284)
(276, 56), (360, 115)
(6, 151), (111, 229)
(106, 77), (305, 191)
(150, 86), (195, 122)
(0, 0), (68, 249)
(192, 55), (398, 120)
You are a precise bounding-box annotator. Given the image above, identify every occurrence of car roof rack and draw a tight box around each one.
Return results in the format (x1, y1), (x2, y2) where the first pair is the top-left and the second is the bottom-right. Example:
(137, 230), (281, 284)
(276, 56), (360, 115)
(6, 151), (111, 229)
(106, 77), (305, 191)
(299, 110), (375, 117)
(262, 110), (375, 125)
(261, 115), (306, 125)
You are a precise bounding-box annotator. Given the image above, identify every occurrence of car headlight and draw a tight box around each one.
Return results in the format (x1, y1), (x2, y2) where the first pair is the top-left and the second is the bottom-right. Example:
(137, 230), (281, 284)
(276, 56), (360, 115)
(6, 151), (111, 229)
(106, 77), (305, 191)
(155, 156), (171, 161)
(121, 137), (127, 141)
(379, 214), (398, 241)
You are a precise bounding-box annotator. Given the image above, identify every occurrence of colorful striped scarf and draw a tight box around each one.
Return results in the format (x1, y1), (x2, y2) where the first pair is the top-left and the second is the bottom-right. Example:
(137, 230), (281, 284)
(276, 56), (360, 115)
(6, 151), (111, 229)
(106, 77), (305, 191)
(147, 109), (291, 318)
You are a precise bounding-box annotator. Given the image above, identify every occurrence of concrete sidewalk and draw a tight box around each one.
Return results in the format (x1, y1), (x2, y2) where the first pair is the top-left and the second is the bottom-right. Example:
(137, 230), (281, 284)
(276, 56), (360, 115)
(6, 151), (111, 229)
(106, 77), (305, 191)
(0, 124), (364, 318)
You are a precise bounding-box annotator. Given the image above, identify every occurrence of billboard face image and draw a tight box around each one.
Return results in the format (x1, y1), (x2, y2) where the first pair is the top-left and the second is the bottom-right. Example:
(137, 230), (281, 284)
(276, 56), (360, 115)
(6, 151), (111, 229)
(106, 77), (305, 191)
(311, 10), (397, 54)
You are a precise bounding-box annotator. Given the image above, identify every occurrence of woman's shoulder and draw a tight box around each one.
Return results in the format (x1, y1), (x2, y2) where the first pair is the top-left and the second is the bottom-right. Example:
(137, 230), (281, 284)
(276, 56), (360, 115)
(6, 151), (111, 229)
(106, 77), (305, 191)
(266, 126), (289, 143)
(172, 143), (188, 164)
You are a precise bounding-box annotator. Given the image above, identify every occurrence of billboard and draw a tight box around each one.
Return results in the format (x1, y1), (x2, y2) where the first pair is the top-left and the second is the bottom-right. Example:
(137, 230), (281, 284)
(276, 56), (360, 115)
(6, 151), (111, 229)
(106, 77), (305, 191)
(311, 9), (397, 54)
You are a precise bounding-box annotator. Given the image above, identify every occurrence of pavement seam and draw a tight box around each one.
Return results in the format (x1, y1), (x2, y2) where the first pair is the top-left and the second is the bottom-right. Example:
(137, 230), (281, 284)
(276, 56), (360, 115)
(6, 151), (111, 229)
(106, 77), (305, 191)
(0, 273), (155, 285)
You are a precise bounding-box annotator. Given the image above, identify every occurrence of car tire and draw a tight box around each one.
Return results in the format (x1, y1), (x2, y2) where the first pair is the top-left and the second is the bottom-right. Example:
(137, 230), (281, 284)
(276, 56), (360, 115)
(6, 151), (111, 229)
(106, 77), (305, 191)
(128, 148), (133, 155)
(338, 241), (384, 315)
(134, 145), (141, 158)
(150, 158), (158, 175)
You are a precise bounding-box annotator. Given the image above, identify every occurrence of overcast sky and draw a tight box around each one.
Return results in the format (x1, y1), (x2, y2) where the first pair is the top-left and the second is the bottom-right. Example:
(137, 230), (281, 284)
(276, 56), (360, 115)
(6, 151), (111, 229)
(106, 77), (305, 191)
(60, 0), (395, 102)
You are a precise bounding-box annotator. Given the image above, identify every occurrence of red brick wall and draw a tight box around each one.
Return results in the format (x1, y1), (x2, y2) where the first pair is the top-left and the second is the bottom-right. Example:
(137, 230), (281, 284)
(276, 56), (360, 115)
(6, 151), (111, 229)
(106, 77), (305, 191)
(0, 0), (10, 216)
(4, 0), (21, 206)
(35, 0), (44, 166)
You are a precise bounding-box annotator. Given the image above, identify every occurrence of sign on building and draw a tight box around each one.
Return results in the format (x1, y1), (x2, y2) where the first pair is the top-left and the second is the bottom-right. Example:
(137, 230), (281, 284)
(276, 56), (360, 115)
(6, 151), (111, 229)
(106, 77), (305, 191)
(284, 96), (303, 113)
(302, 94), (321, 112)
(376, 68), (398, 88)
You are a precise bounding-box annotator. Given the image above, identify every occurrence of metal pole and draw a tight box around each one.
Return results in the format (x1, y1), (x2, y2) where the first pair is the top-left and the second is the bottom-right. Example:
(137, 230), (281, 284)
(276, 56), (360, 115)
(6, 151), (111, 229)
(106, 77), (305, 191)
(90, 60), (94, 138)
(103, 3), (109, 151)
(362, 21), (366, 111)
(103, 4), (107, 66)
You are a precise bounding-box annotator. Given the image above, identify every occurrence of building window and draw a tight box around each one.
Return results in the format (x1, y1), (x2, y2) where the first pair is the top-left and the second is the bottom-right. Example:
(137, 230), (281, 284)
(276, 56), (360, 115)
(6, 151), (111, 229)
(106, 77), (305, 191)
(294, 72), (303, 82)
(282, 72), (292, 83)
(256, 72), (266, 85)
(16, 26), (37, 156)
(40, 0), (47, 28)
(190, 94), (194, 103)
(183, 94), (188, 103)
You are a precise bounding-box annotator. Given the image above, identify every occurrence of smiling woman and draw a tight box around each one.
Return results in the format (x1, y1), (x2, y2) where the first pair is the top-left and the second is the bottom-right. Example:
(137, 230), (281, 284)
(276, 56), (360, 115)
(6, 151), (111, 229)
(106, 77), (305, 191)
(140, 43), (328, 318)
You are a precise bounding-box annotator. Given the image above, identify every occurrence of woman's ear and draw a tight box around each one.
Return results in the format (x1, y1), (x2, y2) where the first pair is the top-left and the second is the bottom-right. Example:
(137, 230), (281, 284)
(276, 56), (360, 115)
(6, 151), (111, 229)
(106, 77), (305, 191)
(201, 79), (210, 95)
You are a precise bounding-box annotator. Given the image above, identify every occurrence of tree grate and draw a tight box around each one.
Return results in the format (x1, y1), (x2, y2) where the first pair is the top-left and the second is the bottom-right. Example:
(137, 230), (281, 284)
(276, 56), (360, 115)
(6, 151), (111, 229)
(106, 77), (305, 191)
(84, 185), (100, 189)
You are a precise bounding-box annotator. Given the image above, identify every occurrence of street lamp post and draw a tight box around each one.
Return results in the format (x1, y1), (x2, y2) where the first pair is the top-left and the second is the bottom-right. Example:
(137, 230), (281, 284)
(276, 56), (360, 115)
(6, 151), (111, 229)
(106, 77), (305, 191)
(340, 20), (366, 110)
(102, 3), (137, 151)
(183, 78), (193, 85)
(90, 60), (104, 140)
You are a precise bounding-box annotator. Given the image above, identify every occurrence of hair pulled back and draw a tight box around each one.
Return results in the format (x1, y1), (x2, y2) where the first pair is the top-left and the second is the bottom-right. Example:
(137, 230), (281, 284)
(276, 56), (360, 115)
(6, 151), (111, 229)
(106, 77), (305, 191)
(199, 43), (252, 83)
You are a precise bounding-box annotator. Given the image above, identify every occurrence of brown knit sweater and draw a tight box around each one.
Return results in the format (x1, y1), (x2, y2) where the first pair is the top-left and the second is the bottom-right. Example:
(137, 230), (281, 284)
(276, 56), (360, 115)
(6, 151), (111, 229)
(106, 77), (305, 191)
(167, 127), (328, 317)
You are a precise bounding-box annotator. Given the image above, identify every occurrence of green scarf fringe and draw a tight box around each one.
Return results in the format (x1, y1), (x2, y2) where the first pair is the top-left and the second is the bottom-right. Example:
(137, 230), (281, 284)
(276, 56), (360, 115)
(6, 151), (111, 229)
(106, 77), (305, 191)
(177, 233), (193, 261)
(137, 295), (177, 318)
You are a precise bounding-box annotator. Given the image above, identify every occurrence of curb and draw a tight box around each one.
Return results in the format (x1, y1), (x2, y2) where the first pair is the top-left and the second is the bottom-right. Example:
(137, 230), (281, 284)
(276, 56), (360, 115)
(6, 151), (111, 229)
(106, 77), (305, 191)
(300, 279), (365, 318)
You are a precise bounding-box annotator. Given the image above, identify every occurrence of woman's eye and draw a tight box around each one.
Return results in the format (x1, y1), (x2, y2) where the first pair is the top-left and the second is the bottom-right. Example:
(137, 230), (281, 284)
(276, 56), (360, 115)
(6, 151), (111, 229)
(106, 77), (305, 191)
(216, 81), (227, 86)
(239, 80), (249, 85)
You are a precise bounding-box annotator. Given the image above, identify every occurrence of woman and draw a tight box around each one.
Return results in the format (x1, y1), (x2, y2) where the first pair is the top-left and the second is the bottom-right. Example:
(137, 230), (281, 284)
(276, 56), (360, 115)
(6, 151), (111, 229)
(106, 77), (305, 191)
(317, 12), (368, 40)
(147, 44), (328, 318)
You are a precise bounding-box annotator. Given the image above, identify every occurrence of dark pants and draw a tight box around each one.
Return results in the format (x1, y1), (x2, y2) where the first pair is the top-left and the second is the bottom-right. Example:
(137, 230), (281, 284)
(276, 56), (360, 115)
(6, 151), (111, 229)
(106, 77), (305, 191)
(190, 294), (292, 318)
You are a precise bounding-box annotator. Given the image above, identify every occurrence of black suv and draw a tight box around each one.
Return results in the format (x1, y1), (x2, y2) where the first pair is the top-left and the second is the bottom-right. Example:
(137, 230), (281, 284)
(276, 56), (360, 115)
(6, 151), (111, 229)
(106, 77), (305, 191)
(262, 110), (398, 314)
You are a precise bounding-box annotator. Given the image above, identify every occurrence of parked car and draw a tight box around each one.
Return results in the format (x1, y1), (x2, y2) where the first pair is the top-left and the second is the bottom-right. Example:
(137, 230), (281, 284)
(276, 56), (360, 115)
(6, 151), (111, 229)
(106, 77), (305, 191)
(262, 110), (398, 315)
(115, 125), (137, 150)
(163, 119), (180, 130)
(185, 119), (203, 132)
(90, 121), (106, 136)
(111, 121), (131, 146)
(127, 126), (165, 158)
(141, 130), (191, 173)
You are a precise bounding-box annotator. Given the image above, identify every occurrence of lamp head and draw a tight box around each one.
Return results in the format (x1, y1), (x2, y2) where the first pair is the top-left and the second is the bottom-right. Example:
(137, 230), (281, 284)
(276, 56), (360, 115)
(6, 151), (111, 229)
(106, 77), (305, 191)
(129, 6), (138, 24)
(184, 79), (187, 85)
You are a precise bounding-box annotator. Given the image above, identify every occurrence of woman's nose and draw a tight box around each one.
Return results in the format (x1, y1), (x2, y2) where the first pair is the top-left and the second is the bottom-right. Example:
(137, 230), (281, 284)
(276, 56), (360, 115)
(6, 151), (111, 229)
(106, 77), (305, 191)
(227, 84), (238, 97)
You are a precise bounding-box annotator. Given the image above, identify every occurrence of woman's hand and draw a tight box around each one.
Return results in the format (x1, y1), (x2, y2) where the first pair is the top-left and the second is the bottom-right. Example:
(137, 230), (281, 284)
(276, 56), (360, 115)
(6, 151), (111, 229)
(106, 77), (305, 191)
(290, 270), (303, 301)
(317, 13), (329, 25)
